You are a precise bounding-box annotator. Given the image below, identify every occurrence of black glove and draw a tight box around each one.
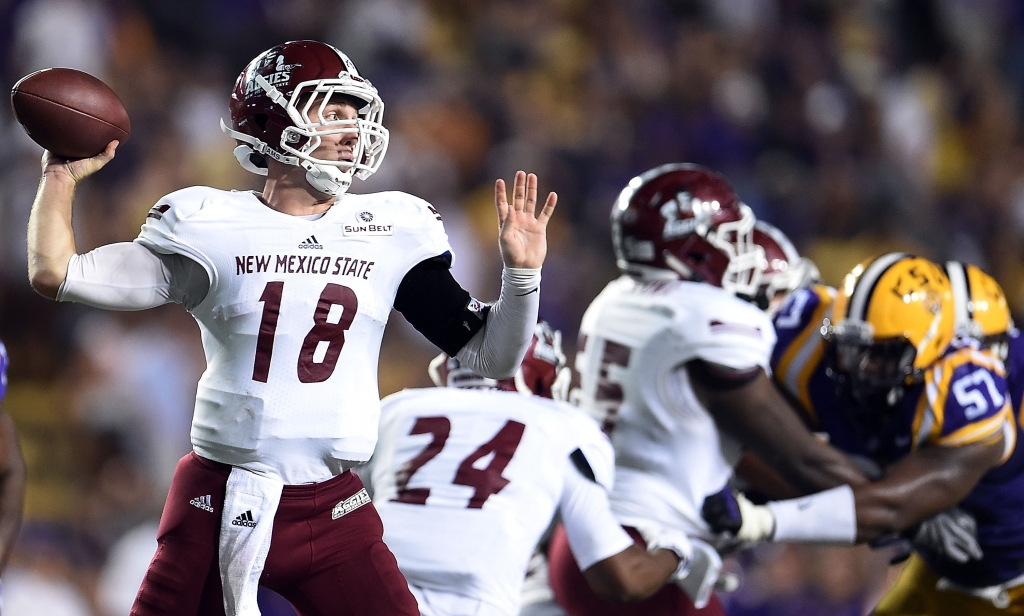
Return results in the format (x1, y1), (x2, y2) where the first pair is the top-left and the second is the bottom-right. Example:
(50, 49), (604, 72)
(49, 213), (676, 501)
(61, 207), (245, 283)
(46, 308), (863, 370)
(702, 487), (743, 536)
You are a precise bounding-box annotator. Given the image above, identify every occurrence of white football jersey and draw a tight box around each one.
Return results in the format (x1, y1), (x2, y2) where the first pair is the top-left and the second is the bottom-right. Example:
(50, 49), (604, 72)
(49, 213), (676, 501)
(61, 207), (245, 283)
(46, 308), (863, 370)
(574, 275), (776, 539)
(369, 387), (627, 616)
(135, 186), (452, 484)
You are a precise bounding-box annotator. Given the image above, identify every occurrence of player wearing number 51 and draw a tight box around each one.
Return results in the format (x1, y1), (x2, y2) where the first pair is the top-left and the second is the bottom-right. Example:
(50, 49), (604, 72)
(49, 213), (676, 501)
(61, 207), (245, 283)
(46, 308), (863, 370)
(26, 40), (555, 616)
(707, 254), (1024, 615)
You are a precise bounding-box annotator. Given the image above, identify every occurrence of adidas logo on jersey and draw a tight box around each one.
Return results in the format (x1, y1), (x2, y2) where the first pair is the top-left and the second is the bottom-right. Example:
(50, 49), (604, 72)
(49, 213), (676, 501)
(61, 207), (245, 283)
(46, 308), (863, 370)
(189, 495), (214, 513)
(331, 488), (371, 520)
(299, 235), (324, 249)
(231, 510), (258, 527)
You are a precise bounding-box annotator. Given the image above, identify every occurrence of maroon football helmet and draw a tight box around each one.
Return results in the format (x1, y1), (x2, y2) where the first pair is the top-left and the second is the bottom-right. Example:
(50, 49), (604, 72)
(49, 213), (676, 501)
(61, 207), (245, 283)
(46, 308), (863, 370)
(611, 163), (763, 296)
(221, 40), (389, 196)
(753, 220), (820, 313)
(428, 321), (572, 401)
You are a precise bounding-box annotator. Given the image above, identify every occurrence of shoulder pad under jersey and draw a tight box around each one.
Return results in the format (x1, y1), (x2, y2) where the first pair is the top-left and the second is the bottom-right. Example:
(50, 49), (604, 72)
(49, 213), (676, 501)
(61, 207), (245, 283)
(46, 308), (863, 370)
(346, 191), (452, 268)
(670, 285), (777, 372)
(134, 186), (230, 283)
(771, 285), (834, 368)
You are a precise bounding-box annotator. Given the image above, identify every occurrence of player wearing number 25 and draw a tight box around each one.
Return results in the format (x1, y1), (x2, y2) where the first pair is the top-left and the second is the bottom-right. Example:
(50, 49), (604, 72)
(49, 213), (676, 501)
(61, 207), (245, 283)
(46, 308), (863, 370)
(753, 253), (1024, 614)
(26, 40), (556, 616)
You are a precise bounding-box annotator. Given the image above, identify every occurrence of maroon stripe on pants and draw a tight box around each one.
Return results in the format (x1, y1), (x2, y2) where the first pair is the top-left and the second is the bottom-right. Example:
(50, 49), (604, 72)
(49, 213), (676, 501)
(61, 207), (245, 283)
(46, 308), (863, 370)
(130, 453), (418, 616)
(547, 524), (726, 616)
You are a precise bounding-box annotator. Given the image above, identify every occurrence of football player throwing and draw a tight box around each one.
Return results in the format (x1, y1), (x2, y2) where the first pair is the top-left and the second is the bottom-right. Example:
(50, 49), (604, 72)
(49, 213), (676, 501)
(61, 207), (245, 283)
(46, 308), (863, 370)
(27, 40), (556, 616)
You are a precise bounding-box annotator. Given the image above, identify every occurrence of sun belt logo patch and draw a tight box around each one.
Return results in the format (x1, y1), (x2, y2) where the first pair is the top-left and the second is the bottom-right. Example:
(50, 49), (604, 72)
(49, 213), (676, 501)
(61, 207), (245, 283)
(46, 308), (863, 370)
(344, 213), (393, 236)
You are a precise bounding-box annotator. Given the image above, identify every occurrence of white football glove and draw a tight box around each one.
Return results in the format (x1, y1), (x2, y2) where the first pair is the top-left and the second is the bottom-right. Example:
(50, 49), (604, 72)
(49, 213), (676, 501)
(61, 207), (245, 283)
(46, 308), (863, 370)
(633, 523), (694, 580)
(634, 526), (738, 608)
(675, 538), (730, 608)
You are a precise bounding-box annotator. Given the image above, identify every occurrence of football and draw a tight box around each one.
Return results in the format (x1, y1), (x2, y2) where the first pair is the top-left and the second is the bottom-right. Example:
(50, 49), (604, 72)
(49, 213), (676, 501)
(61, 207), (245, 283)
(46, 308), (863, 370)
(11, 67), (130, 159)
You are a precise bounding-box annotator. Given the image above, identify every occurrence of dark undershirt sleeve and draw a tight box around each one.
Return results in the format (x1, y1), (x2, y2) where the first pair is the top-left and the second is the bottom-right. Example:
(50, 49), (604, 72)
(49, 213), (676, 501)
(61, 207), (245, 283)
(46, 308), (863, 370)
(394, 253), (489, 356)
(686, 358), (761, 391)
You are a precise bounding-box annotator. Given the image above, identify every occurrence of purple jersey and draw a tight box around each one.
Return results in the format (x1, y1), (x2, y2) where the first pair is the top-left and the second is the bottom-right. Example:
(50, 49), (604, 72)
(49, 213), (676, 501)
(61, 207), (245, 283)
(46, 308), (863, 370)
(772, 286), (1024, 588)
(0, 341), (7, 401)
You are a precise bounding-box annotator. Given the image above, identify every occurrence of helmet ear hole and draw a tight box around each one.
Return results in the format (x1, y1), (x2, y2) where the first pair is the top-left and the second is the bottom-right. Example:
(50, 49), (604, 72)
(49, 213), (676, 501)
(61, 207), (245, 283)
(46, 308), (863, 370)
(248, 153), (268, 169)
(253, 113), (269, 131)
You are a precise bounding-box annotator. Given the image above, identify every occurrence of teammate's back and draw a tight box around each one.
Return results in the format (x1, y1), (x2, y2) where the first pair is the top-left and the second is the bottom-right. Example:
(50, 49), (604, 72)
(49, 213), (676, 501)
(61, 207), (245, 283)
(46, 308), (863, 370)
(371, 386), (612, 614)
(575, 274), (774, 538)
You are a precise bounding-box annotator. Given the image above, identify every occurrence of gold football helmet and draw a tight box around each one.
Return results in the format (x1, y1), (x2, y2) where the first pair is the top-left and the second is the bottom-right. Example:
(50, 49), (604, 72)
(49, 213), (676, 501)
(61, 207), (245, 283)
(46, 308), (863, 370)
(826, 253), (955, 406)
(945, 261), (1014, 359)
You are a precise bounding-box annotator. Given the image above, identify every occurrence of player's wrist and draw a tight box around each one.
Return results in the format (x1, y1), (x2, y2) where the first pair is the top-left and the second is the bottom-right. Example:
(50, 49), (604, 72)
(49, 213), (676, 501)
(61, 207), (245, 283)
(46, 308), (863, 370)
(767, 484), (856, 544)
(501, 267), (541, 290)
(635, 525), (694, 580)
(42, 165), (79, 187)
(736, 497), (777, 543)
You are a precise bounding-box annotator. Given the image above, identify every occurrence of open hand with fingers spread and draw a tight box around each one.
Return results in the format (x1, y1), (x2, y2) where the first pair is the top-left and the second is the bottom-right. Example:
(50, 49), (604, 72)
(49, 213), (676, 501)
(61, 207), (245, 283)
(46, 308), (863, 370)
(494, 171), (557, 269)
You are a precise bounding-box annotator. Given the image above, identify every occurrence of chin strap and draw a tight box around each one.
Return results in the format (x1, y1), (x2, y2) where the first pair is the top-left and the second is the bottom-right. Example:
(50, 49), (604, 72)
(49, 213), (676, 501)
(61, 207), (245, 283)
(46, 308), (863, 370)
(301, 160), (352, 196)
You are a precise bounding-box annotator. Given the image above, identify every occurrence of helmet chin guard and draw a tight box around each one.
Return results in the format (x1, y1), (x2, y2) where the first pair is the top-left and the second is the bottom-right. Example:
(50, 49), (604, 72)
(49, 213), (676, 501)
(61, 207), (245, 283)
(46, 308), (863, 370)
(222, 40), (390, 197)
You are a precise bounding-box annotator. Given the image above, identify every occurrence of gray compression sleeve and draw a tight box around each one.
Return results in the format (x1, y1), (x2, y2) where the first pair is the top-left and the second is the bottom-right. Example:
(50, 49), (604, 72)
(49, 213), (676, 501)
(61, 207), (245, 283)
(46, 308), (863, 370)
(455, 267), (541, 379)
(56, 242), (210, 311)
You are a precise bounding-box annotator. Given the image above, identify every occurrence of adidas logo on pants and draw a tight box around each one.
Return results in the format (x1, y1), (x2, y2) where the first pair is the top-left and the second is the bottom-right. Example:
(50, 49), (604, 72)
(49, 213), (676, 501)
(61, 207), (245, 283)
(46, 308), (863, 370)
(231, 510), (258, 527)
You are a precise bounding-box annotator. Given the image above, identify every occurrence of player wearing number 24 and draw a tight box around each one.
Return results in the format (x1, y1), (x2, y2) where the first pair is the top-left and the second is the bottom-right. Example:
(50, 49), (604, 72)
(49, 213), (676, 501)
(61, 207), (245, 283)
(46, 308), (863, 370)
(364, 322), (695, 616)
(709, 254), (1024, 615)
(26, 40), (556, 616)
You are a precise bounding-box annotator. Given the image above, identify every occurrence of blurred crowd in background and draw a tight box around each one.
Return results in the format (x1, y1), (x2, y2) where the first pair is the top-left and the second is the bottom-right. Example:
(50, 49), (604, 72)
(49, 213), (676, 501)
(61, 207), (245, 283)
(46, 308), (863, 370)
(0, 0), (1018, 613)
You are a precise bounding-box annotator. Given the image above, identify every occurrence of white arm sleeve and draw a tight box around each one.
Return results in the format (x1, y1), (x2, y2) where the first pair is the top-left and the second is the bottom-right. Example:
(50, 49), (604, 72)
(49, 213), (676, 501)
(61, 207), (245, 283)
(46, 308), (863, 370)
(559, 456), (634, 571)
(456, 267), (541, 379)
(768, 485), (857, 544)
(56, 242), (210, 311)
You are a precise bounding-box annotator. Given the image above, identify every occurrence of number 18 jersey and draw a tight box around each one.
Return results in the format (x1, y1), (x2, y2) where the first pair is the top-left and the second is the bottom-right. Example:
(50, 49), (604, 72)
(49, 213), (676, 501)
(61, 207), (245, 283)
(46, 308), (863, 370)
(136, 186), (452, 484)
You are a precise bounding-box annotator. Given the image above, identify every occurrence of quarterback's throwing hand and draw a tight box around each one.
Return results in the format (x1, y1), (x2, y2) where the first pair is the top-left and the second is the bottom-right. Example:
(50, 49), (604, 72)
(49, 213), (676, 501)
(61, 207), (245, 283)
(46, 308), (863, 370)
(41, 140), (119, 185)
(495, 171), (557, 269)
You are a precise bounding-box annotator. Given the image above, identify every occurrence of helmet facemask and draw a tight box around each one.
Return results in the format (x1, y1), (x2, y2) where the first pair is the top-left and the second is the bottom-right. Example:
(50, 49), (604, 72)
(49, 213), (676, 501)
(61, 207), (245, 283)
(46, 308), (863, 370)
(221, 42), (390, 197)
(707, 204), (764, 297)
(826, 318), (921, 414)
(278, 79), (389, 195)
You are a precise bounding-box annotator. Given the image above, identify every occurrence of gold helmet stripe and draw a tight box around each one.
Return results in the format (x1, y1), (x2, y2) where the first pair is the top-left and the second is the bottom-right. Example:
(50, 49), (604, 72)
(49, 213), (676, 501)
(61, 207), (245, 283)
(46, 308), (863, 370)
(944, 261), (972, 333)
(848, 252), (911, 322)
